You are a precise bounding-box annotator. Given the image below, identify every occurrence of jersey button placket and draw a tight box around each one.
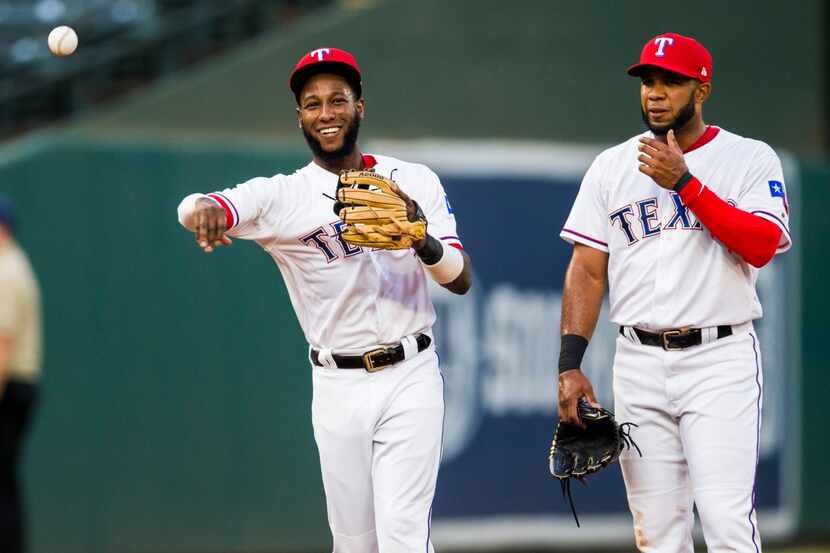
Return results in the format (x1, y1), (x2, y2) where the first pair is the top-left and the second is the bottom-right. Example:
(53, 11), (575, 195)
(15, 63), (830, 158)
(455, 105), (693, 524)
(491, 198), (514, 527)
(654, 190), (678, 326)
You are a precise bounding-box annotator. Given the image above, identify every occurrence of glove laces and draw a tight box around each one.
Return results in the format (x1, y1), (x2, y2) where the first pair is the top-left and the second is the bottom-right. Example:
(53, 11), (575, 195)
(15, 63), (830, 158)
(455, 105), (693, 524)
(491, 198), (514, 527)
(619, 422), (642, 457)
(560, 423), (643, 528)
(560, 477), (586, 527)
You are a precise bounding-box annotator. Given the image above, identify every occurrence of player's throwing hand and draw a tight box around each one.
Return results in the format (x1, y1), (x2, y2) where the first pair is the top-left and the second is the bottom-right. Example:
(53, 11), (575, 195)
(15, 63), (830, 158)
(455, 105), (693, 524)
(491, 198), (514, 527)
(192, 198), (233, 253)
(637, 129), (690, 189)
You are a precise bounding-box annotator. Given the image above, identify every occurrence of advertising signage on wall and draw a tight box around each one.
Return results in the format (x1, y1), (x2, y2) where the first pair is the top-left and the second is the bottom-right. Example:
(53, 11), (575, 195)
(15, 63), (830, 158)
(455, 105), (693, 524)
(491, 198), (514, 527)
(369, 140), (800, 549)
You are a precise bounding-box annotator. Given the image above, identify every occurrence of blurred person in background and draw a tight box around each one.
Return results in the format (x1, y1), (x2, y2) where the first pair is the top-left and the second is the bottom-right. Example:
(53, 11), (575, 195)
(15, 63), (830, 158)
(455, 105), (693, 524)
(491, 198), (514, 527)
(0, 198), (41, 553)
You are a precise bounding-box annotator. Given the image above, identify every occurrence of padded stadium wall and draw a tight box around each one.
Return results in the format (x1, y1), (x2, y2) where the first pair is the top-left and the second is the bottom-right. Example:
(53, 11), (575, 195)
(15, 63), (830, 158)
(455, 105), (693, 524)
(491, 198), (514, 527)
(0, 134), (825, 552)
(1, 0), (827, 550)
(0, 137), (329, 553)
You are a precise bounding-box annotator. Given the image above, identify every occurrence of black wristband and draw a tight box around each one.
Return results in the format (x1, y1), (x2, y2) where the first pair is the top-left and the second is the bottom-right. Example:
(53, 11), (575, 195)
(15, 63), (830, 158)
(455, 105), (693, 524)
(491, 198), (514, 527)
(673, 171), (694, 192)
(559, 334), (589, 374)
(415, 235), (444, 265)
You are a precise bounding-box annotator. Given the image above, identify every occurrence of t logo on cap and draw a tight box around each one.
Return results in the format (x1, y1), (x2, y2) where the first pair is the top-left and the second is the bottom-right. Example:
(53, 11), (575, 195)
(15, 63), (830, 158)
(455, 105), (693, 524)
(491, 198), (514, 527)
(310, 48), (331, 61)
(654, 37), (674, 57)
(627, 33), (712, 84)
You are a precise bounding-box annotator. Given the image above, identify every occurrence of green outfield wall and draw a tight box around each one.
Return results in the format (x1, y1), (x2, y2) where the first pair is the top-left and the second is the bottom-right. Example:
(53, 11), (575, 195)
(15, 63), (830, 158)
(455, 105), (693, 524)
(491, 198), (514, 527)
(76, 0), (825, 156)
(0, 136), (828, 552)
(1, 138), (329, 553)
(798, 163), (830, 536)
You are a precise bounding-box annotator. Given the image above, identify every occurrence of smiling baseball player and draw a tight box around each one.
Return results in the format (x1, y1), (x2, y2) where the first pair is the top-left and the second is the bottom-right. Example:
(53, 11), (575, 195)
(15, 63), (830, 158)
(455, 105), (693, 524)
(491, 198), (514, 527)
(177, 48), (472, 553)
(556, 33), (790, 551)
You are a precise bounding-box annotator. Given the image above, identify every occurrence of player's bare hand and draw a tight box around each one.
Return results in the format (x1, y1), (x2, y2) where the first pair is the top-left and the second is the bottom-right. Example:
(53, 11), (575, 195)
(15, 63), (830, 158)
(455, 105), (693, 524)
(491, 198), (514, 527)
(194, 198), (233, 253)
(558, 369), (599, 428)
(638, 130), (689, 190)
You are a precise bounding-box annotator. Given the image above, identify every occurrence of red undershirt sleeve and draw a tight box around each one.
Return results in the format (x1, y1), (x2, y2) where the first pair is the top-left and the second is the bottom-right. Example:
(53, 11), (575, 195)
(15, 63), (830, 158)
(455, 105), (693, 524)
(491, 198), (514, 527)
(678, 177), (782, 268)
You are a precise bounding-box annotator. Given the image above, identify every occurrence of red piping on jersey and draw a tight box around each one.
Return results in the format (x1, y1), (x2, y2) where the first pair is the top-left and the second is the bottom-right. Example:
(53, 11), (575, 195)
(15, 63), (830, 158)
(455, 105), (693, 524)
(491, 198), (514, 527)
(562, 228), (609, 248)
(362, 154), (377, 169)
(208, 193), (234, 230)
(678, 177), (782, 268)
(439, 236), (464, 250)
(683, 126), (720, 154)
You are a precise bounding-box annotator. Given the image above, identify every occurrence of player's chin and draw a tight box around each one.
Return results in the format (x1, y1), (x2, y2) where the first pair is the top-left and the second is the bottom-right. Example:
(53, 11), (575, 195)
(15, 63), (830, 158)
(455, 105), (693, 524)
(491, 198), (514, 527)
(646, 120), (673, 135)
(319, 138), (345, 152)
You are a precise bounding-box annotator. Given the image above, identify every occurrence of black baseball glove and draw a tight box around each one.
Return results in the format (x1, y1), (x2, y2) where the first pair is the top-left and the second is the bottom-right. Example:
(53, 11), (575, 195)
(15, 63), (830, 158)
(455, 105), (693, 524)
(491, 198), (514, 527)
(548, 398), (640, 526)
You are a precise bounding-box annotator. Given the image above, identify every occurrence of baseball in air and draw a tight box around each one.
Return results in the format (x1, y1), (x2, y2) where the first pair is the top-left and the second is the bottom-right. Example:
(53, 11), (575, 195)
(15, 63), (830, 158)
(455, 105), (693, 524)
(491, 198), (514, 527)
(48, 26), (78, 57)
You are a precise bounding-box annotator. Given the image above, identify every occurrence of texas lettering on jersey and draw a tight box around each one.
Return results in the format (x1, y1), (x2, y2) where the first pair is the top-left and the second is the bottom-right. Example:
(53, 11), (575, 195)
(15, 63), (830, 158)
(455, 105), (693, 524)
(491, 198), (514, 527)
(609, 193), (702, 246)
(300, 220), (364, 263)
(178, 154), (462, 350)
(561, 126), (791, 330)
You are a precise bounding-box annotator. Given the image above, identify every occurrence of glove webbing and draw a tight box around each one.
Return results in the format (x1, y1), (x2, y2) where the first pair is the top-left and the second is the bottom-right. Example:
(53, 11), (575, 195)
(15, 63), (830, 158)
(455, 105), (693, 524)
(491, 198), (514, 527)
(561, 421), (642, 528)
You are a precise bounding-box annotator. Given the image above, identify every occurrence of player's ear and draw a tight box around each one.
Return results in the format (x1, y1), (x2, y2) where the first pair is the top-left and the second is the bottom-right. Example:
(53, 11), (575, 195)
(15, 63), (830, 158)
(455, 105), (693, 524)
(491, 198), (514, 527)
(355, 98), (365, 119)
(696, 82), (712, 104)
(296, 106), (302, 128)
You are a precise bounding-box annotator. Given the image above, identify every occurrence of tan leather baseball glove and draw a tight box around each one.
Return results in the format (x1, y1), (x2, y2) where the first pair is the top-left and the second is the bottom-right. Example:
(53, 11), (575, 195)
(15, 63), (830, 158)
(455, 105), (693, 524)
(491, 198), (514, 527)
(334, 170), (427, 250)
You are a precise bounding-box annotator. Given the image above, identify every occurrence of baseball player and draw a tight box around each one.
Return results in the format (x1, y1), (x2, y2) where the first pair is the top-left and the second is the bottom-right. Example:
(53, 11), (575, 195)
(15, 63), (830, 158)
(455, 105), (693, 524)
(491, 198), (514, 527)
(177, 48), (472, 553)
(556, 33), (790, 552)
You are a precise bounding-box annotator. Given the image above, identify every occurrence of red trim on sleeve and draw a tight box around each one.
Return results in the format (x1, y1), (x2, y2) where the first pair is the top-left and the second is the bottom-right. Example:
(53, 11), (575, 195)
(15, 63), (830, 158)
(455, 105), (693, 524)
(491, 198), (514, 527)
(439, 235), (463, 250)
(561, 228), (609, 248)
(678, 177), (782, 268)
(207, 193), (234, 229)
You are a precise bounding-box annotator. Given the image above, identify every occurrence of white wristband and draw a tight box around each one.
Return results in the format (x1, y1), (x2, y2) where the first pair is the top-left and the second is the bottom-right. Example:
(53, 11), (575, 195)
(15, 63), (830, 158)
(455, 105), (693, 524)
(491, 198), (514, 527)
(177, 193), (219, 230)
(423, 242), (464, 284)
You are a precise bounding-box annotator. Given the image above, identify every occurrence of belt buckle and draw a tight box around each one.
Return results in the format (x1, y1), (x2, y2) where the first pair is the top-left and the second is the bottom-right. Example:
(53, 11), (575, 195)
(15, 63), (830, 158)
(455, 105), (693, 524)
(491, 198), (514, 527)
(661, 327), (691, 351)
(362, 348), (392, 373)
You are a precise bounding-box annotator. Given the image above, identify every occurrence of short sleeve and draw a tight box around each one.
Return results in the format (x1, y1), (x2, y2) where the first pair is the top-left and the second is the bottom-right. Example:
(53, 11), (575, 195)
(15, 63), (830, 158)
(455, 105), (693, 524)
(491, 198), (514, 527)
(417, 166), (463, 250)
(737, 143), (792, 253)
(560, 155), (610, 253)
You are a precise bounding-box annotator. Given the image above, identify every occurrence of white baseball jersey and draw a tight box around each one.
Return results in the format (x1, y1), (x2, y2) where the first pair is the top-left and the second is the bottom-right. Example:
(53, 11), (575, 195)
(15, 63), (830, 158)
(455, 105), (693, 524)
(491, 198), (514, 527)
(177, 154), (462, 351)
(561, 126), (791, 331)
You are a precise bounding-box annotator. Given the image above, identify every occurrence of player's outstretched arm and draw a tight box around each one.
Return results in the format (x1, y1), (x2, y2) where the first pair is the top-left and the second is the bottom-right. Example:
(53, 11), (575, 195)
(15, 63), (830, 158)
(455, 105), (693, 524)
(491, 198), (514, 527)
(558, 243), (608, 427)
(177, 195), (233, 254)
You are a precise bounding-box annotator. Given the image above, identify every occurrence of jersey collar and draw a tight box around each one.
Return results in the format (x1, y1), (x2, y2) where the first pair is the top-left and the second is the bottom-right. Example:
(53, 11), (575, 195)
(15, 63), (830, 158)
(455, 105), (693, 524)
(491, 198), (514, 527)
(362, 154), (377, 169)
(683, 125), (720, 154)
(309, 153), (378, 176)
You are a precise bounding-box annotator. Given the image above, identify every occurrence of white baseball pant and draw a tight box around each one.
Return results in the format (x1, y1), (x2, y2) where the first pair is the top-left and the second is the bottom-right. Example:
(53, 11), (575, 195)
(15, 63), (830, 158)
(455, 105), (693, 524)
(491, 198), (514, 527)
(614, 322), (763, 553)
(311, 347), (444, 553)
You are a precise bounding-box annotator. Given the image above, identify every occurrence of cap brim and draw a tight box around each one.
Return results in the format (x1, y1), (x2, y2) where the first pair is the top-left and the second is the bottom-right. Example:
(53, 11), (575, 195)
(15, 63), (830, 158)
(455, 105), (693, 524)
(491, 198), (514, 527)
(626, 62), (701, 81)
(290, 62), (362, 100)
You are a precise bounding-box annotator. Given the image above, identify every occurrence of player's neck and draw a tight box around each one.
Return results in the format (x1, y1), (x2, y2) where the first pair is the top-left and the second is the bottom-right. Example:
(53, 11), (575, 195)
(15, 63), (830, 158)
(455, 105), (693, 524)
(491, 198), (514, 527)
(658, 118), (708, 151)
(313, 148), (365, 175)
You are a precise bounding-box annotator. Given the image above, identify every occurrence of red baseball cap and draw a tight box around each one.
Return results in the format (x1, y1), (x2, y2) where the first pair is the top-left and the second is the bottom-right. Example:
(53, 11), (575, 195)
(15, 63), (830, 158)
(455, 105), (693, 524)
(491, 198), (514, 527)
(627, 33), (712, 83)
(289, 47), (363, 102)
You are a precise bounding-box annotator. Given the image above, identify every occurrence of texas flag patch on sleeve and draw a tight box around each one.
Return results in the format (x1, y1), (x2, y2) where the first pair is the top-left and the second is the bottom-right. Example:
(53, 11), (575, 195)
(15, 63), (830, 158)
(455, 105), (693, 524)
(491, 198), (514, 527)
(768, 180), (789, 214)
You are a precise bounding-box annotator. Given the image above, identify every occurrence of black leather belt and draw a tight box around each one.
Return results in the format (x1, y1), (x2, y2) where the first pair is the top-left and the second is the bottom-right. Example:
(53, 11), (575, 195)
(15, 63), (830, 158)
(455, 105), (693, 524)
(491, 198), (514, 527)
(310, 334), (431, 372)
(620, 325), (733, 351)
